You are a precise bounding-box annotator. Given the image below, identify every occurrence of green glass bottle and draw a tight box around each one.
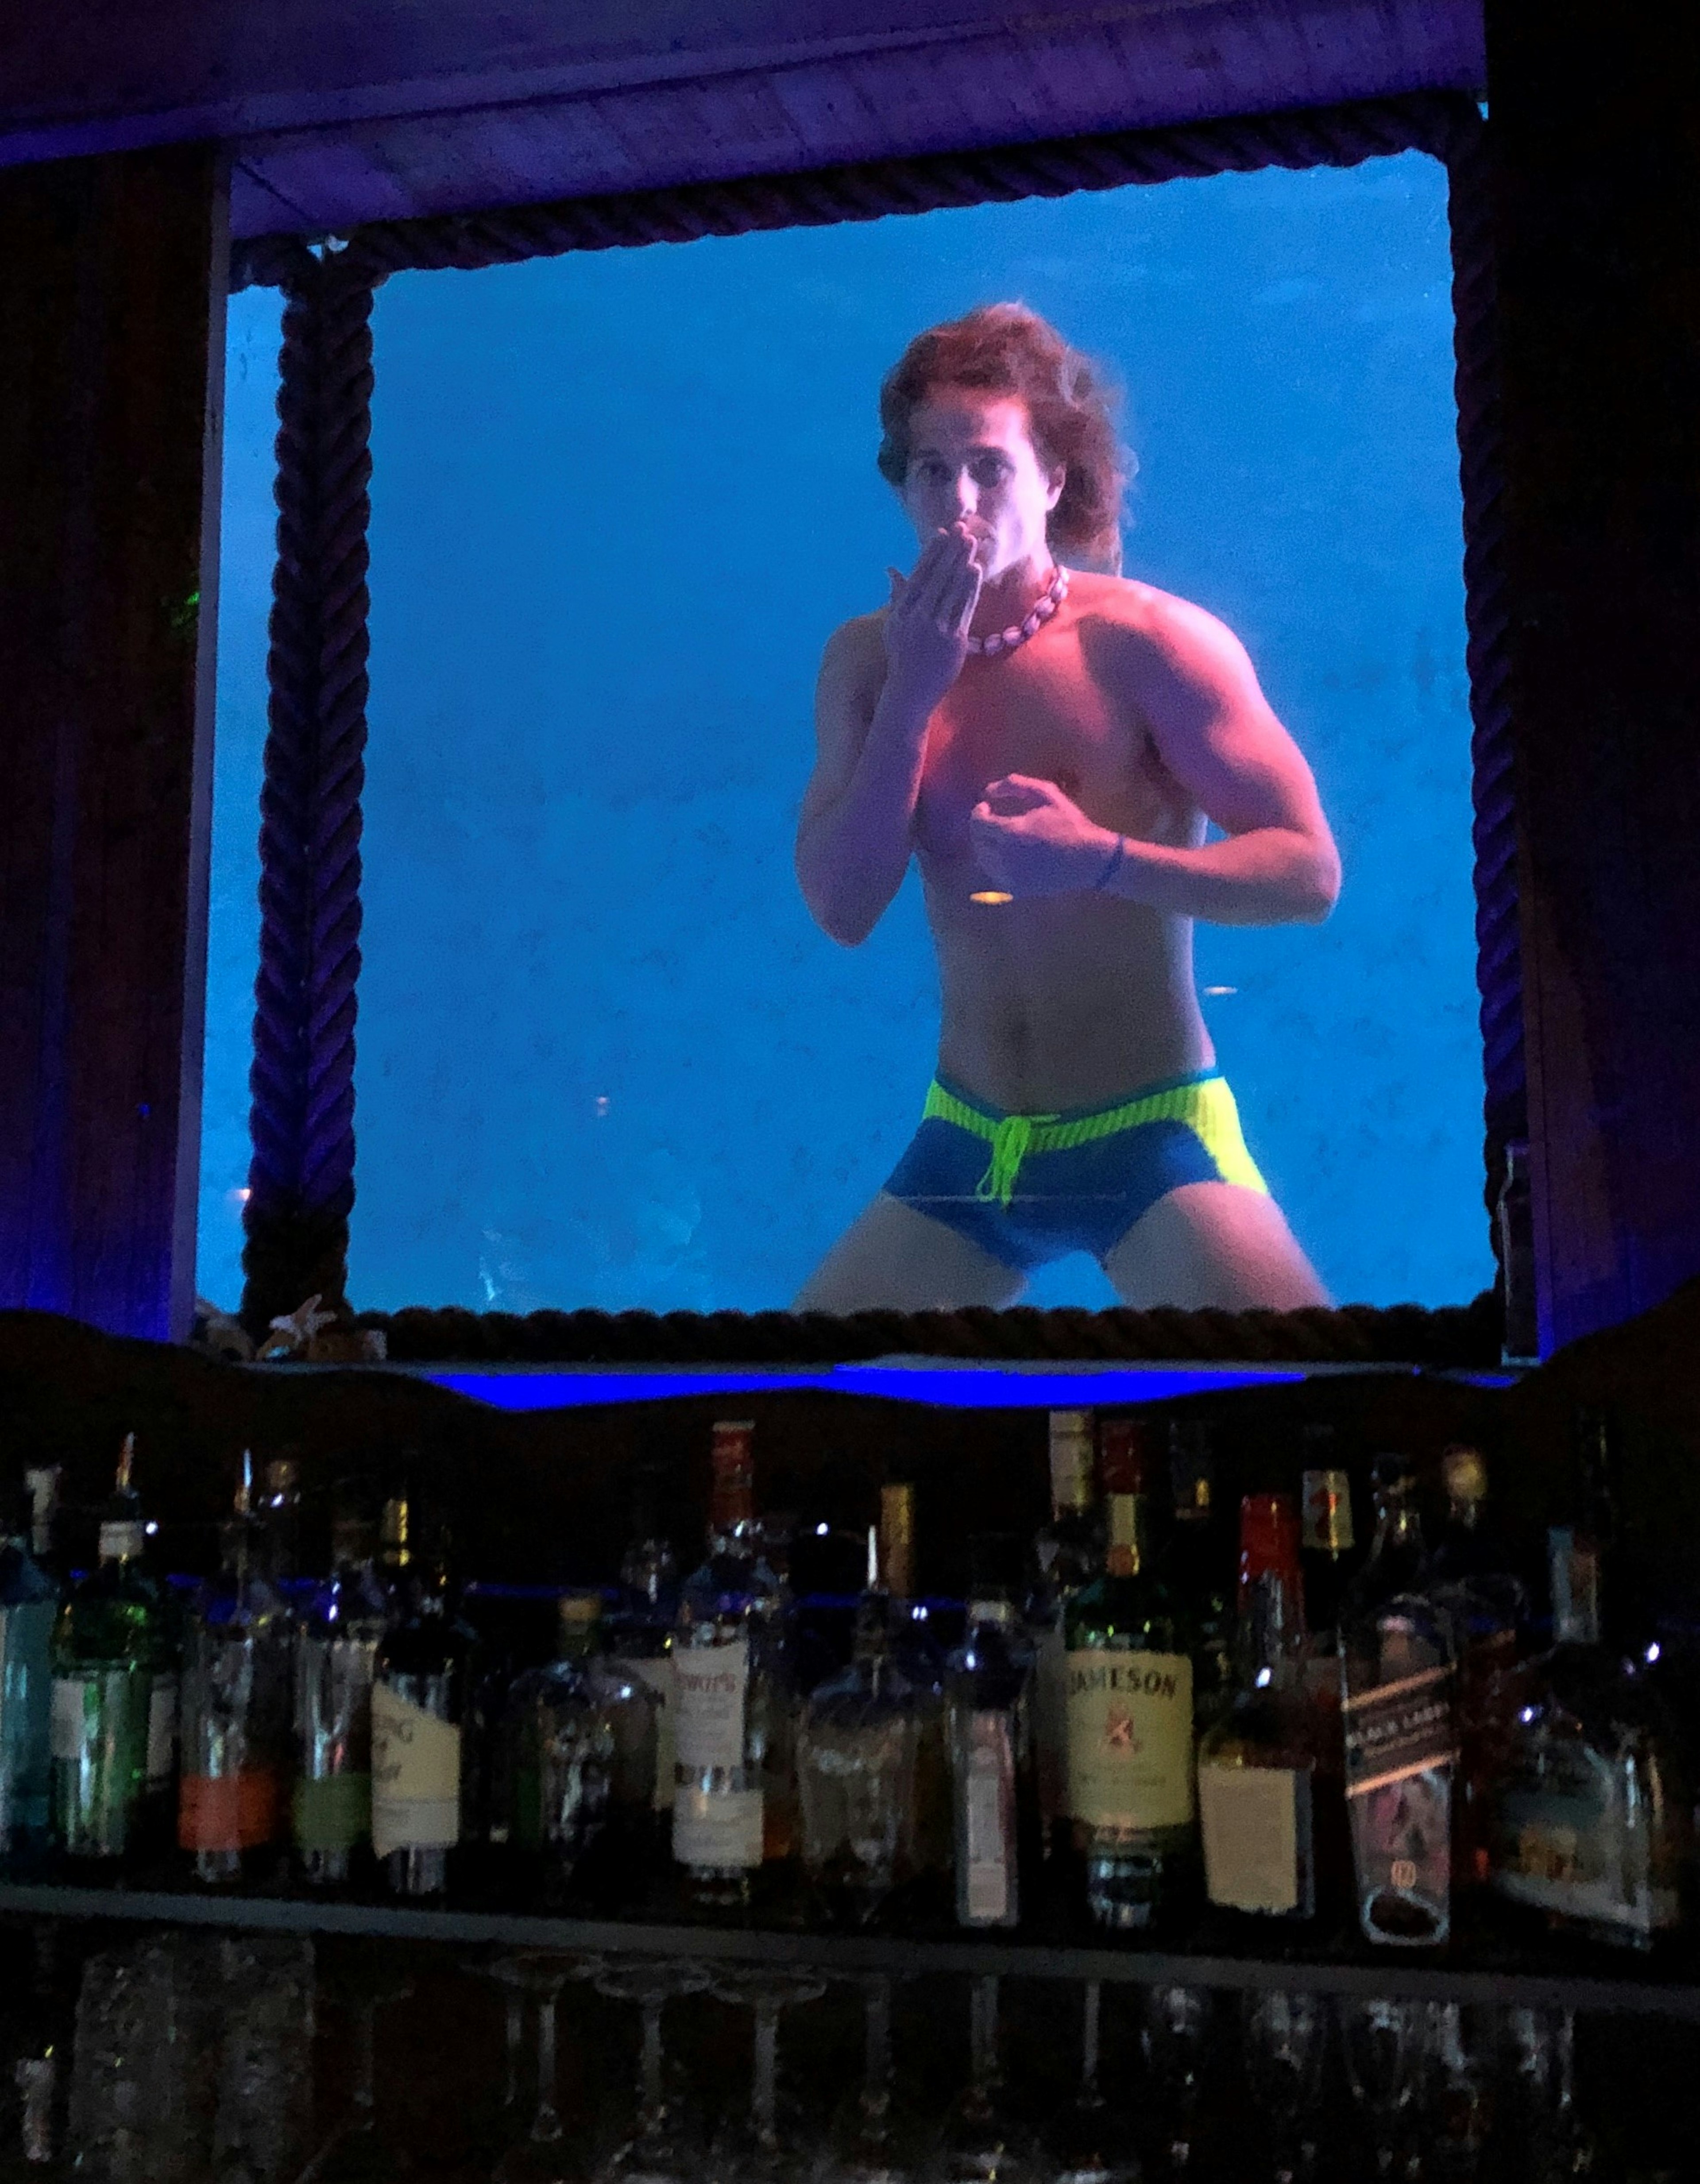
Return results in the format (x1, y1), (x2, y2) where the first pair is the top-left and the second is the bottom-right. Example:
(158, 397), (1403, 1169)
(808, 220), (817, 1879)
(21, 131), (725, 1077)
(50, 1435), (177, 1862)
(1062, 1422), (1198, 1930)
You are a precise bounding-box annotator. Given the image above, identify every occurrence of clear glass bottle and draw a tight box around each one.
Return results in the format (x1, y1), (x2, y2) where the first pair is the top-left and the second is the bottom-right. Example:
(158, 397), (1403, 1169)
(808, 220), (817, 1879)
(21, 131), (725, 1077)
(1490, 1515), (1689, 1949)
(0, 1484), (59, 1866)
(294, 1509), (389, 1886)
(371, 1519), (474, 1897)
(178, 1453), (294, 1884)
(49, 1435), (176, 1863)
(506, 1589), (656, 1901)
(1028, 1410), (1101, 1855)
(1164, 1419), (1232, 1732)
(672, 1420), (790, 1902)
(1063, 1431), (1197, 1931)
(605, 1465), (679, 1821)
(797, 1524), (920, 1920)
(1339, 1460), (1454, 1946)
(1198, 1494), (1317, 1921)
(947, 1533), (1036, 1929)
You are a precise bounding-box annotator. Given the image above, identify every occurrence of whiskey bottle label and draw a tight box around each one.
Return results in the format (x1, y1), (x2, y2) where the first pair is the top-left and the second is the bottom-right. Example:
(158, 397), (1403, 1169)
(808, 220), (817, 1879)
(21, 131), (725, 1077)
(98, 1521), (144, 1563)
(371, 1685), (462, 1855)
(178, 1769), (283, 1852)
(1302, 1471), (1353, 1553)
(294, 1771), (372, 1852)
(1493, 1787), (1680, 1937)
(672, 1784), (762, 1868)
(1198, 1763), (1311, 1916)
(673, 1639), (749, 1772)
(962, 1710), (1017, 1925)
(1342, 1664), (1454, 1796)
(1064, 1651), (1194, 1832)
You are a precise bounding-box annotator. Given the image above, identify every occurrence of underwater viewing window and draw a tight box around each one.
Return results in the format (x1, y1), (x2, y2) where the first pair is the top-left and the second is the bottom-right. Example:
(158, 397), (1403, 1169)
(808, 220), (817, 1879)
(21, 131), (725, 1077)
(204, 110), (1508, 1335)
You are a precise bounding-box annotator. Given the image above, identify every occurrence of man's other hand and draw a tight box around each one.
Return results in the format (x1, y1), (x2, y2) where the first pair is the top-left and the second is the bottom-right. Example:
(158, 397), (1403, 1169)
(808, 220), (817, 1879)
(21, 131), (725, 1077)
(969, 773), (1122, 897)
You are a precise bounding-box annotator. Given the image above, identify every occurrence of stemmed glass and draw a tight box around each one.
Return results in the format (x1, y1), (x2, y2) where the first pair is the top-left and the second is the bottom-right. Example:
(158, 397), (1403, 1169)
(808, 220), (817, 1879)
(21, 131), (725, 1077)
(924, 1975), (1039, 2184)
(1240, 1991), (1328, 2184)
(1044, 1982), (1139, 2184)
(815, 1973), (912, 2184)
(1338, 1997), (1426, 2183)
(591, 1959), (711, 2184)
(704, 1966), (829, 2184)
(490, 1952), (607, 2184)
(1140, 1987), (1213, 2178)
(1499, 2010), (1595, 2184)
(1419, 2003), (1492, 2184)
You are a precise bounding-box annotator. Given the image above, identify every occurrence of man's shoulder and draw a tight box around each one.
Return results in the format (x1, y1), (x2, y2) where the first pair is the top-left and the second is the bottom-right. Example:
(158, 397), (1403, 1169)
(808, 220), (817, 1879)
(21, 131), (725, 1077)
(1072, 572), (1231, 649)
(818, 610), (887, 688)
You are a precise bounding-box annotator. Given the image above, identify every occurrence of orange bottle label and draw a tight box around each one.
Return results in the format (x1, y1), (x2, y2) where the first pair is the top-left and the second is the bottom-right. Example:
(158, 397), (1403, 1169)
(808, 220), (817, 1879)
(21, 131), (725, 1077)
(178, 1770), (282, 1851)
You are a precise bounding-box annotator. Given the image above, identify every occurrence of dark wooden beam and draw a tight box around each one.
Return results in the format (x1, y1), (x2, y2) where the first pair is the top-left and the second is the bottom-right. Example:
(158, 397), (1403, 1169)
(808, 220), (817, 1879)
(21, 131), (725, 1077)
(1484, 2), (1700, 1353)
(0, 146), (228, 1341)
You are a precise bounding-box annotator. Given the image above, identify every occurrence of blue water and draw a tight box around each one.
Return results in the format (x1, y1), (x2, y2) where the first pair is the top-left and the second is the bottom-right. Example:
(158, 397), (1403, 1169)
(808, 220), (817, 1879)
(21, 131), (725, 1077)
(203, 153), (1491, 1317)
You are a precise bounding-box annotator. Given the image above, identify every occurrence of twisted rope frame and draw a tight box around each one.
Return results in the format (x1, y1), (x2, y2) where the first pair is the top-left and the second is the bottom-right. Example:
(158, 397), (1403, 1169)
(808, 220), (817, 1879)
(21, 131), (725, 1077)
(234, 89), (1520, 1364)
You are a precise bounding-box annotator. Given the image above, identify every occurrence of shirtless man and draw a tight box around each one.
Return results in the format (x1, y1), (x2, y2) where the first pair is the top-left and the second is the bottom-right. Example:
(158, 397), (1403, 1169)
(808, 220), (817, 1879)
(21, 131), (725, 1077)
(793, 303), (1340, 1311)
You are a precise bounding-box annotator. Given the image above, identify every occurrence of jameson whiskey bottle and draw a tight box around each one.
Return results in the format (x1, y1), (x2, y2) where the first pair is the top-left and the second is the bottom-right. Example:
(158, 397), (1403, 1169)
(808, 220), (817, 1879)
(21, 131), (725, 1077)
(0, 1484), (59, 1865)
(178, 1456), (294, 1884)
(672, 1420), (790, 1904)
(1063, 1431), (1197, 1931)
(50, 1436), (177, 1863)
(1029, 1410), (1102, 1853)
(371, 1518), (473, 1897)
(947, 1535), (1036, 1929)
(1339, 1459), (1454, 1946)
(294, 1510), (389, 1886)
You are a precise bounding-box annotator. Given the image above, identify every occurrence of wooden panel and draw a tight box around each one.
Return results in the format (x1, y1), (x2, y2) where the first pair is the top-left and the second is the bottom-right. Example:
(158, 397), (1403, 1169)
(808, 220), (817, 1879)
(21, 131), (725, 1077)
(224, 0), (1484, 236)
(0, 148), (228, 1341)
(1484, 0), (1700, 1352)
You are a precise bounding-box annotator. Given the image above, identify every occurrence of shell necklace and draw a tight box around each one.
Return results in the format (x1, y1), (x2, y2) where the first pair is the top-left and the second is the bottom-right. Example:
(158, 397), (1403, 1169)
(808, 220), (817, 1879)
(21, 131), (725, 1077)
(966, 564), (1070, 658)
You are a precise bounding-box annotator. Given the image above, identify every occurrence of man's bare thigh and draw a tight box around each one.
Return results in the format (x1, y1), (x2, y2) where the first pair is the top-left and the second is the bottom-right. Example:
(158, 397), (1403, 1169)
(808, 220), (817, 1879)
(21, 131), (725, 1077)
(1102, 1181), (1329, 1311)
(794, 1193), (1026, 1313)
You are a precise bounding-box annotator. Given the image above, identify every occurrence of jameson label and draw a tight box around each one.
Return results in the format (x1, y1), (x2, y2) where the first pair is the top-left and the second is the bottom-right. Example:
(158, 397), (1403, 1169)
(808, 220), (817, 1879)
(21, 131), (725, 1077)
(962, 1711), (1017, 1926)
(179, 1769), (283, 1852)
(672, 1783), (762, 1869)
(610, 1652), (676, 1810)
(1064, 1650), (1194, 1832)
(146, 1675), (178, 1790)
(673, 1638), (749, 1773)
(1342, 1664), (1455, 1797)
(1199, 1763), (1310, 1916)
(371, 1685), (462, 1856)
(98, 1521), (144, 1563)
(294, 1771), (372, 1853)
(1302, 1470), (1353, 1554)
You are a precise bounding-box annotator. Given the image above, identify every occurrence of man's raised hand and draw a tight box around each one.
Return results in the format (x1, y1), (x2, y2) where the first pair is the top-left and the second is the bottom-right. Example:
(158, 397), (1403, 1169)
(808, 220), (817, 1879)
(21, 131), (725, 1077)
(969, 773), (1126, 898)
(881, 522), (984, 711)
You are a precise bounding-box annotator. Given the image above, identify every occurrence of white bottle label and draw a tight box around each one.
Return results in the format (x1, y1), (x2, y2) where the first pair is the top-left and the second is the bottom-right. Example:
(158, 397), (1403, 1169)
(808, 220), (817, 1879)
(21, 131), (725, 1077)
(1064, 1651), (1194, 1832)
(371, 1685), (462, 1856)
(672, 1784), (762, 1869)
(1199, 1763), (1308, 1915)
(672, 1638), (748, 1772)
(50, 1676), (87, 1761)
(98, 1521), (143, 1562)
(611, 1652), (676, 1810)
(963, 1712), (1016, 1925)
(146, 1675), (178, 1789)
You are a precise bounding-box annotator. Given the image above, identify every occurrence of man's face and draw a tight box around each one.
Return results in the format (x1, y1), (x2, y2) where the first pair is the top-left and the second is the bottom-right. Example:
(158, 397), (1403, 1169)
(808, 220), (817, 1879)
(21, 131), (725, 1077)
(899, 390), (1065, 580)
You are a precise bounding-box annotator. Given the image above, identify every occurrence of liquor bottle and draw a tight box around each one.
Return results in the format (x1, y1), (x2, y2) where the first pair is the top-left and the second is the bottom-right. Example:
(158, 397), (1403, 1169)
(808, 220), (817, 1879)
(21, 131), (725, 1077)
(1298, 1424), (1359, 1644)
(1339, 1459), (1454, 1946)
(946, 1533), (1036, 1929)
(1489, 1437), (1689, 1949)
(878, 1480), (950, 1882)
(178, 1454), (294, 1884)
(293, 1508), (389, 1887)
(1164, 1420), (1232, 1731)
(1063, 1429), (1197, 1931)
(605, 1465), (679, 1817)
(49, 1435), (176, 1863)
(1028, 1410), (1102, 1854)
(370, 1517), (474, 1897)
(1197, 1495), (1317, 1921)
(671, 1420), (790, 1904)
(21, 1467), (64, 1585)
(0, 1486), (59, 1867)
(1426, 1445), (1522, 1594)
(505, 1589), (657, 1902)
(258, 1457), (304, 1590)
(797, 1523), (921, 1918)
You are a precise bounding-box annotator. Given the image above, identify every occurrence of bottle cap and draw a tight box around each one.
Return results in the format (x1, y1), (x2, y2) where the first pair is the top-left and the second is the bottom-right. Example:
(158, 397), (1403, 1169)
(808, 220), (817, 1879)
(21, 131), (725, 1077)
(558, 1589), (603, 1630)
(1239, 1493), (1300, 1582)
(1097, 1418), (1148, 1495)
(1441, 1445), (1488, 1505)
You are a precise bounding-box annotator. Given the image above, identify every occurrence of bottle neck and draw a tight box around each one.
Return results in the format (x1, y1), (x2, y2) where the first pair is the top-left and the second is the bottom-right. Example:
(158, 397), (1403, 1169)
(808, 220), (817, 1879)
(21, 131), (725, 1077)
(1302, 1469), (1353, 1555)
(1371, 1486), (1424, 1559)
(1104, 1492), (1150, 1578)
(1048, 1422), (1094, 1522)
(1240, 1565), (1306, 1682)
(707, 1488), (756, 1554)
(1549, 1527), (1602, 1647)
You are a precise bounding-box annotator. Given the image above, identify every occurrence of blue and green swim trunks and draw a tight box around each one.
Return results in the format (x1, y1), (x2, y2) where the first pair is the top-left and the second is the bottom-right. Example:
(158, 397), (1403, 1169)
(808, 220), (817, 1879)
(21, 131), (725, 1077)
(882, 1067), (1269, 1272)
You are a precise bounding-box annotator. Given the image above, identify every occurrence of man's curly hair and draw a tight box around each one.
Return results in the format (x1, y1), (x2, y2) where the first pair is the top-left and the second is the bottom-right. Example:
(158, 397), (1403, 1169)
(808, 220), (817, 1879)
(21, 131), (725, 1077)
(876, 303), (1128, 572)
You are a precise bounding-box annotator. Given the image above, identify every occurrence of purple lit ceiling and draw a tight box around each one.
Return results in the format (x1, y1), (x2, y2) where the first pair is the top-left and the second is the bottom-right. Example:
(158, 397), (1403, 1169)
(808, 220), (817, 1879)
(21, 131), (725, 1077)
(0, 0), (1484, 238)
